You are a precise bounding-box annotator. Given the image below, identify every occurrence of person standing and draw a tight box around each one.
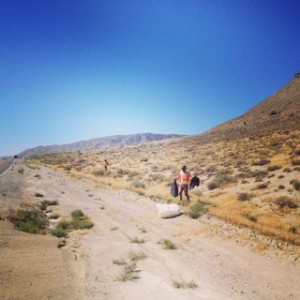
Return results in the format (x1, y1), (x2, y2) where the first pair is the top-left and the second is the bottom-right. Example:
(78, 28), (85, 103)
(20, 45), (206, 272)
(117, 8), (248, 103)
(176, 165), (192, 204)
(104, 159), (110, 171)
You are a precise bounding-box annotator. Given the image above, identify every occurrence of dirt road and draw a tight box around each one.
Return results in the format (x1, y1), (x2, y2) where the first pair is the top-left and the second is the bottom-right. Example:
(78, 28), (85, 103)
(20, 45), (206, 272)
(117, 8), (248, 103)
(1, 160), (299, 299)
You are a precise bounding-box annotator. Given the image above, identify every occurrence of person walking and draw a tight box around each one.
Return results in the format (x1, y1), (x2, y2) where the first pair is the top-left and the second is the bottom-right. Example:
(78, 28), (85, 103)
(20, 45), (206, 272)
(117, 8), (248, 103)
(175, 165), (192, 204)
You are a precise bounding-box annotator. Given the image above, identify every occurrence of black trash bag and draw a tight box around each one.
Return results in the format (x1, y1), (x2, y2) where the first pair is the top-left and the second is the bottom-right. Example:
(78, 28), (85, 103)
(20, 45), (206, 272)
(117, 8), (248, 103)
(170, 180), (178, 197)
(189, 176), (200, 190)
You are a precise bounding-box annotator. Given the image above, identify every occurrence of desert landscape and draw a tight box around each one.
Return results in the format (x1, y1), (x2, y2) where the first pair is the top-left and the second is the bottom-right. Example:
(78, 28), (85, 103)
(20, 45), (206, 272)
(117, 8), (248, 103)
(1, 75), (300, 299)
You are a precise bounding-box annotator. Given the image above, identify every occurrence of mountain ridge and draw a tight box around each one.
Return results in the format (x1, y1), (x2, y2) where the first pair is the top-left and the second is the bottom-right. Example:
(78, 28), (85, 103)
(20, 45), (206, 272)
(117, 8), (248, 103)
(18, 132), (185, 158)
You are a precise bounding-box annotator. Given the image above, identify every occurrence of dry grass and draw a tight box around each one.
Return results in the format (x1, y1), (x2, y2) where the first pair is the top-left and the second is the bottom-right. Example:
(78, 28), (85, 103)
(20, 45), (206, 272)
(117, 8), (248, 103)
(27, 129), (300, 245)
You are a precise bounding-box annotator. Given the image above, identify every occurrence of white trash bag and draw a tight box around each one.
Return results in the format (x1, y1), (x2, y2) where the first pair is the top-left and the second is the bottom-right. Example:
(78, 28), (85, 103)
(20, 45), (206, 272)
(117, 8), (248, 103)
(156, 203), (181, 219)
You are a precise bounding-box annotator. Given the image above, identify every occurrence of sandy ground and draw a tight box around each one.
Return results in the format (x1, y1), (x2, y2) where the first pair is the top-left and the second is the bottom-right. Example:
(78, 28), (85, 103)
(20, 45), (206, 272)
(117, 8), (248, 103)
(1, 160), (300, 300)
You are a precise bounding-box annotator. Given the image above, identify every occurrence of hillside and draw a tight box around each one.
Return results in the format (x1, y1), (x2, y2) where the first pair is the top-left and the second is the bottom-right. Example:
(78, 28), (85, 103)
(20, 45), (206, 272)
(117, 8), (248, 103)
(198, 72), (300, 142)
(18, 133), (185, 158)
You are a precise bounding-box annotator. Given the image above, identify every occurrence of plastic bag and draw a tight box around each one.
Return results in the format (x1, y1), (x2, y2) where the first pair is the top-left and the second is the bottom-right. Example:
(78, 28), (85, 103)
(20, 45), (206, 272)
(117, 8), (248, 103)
(170, 180), (178, 197)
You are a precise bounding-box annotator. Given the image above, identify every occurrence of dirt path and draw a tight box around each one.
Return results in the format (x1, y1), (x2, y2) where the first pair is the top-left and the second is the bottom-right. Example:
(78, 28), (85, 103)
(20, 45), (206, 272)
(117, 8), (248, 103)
(1, 160), (300, 299)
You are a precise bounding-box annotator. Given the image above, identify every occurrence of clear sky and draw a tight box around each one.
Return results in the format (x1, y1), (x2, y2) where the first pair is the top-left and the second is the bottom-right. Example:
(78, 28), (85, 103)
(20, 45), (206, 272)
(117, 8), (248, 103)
(1, 0), (299, 156)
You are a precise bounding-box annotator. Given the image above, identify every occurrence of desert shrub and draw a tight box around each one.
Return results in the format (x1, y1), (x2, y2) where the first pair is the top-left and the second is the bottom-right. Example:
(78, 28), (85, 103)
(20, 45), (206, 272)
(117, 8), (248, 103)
(252, 159), (270, 166)
(253, 170), (268, 178)
(150, 174), (164, 181)
(158, 238), (177, 249)
(278, 185), (285, 190)
(131, 181), (145, 189)
(127, 250), (147, 262)
(292, 159), (300, 166)
(71, 210), (93, 229)
(216, 168), (233, 176)
(255, 183), (268, 190)
(129, 237), (145, 244)
(295, 149), (300, 155)
(34, 192), (44, 198)
(237, 167), (253, 178)
(39, 199), (58, 211)
(18, 168), (24, 174)
(267, 165), (282, 172)
(275, 196), (298, 209)
(140, 158), (148, 162)
(283, 167), (292, 173)
(242, 213), (257, 223)
(187, 201), (205, 219)
(116, 262), (139, 282)
(92, 169), (104, 176)
(48, 212), (60, 219)
(206, 165), (217, 174)
(207, 181), (218, 190)
(8, 209), (47, 234)
(71, 209), (84, 219)
(50, 226), (68, 237)
(128, 170), (140, 178)
(207, 174), (236, 190)
(288, 226), (297, 234)
(238, 193), (251, 201)
(291, 180), (300, 191)
(172, 279), (197, 289)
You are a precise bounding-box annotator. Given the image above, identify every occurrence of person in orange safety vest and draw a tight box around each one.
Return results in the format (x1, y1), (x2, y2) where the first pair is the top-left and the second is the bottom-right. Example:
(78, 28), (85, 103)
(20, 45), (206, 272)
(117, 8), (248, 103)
(175, 165), (192, 204)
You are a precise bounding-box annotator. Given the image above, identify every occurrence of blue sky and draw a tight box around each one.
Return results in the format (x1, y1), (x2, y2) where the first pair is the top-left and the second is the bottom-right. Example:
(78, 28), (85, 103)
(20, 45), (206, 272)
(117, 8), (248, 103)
(1, 0), (299, 156)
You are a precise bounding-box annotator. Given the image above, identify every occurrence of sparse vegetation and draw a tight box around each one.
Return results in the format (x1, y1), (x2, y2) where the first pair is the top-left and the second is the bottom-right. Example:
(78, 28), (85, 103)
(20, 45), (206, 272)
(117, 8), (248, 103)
(172, 279), (197, 289)
(275, 196), (298, 209)
(129, 237), (145, 244)
(238, 193), (251, 201)
(34, 192), (44, 197)
(116, 262), (140, 282)
(291, 179), (300, 191)
(51, 210), (93, 237)
(40, 199), (58, 211)
(158, 238), (177, 249)
(187, 201), (206, 219)
(8, 209), (48, 234)
(127, 250), (147, 262)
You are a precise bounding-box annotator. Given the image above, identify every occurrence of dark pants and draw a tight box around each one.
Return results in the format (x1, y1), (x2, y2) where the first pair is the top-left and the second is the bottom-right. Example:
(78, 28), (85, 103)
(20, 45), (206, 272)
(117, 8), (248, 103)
(179, 184), (190, 201)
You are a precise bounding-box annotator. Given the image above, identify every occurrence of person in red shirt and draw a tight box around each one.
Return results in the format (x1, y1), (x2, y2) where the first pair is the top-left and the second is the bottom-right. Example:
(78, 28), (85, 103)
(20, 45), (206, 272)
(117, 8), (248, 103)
(104, 159), (110, 171)
(176, 165), (192, 204)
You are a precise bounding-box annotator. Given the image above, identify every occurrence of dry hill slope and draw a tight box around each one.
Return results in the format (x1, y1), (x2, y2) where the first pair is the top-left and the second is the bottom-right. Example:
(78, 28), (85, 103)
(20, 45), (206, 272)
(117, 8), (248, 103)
(199, 72), (300, 143)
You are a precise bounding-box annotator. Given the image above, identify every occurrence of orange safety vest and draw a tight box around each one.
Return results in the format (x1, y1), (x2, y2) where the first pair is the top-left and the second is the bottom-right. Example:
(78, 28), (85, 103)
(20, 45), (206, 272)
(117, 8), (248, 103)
(177, 171), (191, 185)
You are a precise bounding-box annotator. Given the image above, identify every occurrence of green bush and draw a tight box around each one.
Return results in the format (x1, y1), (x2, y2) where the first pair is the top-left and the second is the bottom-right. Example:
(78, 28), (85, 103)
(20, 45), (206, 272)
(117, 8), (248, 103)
(71, 209), (84, 219)
(131, 181), (145, 189)
(158, 238), (177, 250)
(50, 227), (68, 237)
(8, 209), (47, 234)
(40, 200), (58, 211)
(187, 201), (205, 219)
(71, 209), (93, 229)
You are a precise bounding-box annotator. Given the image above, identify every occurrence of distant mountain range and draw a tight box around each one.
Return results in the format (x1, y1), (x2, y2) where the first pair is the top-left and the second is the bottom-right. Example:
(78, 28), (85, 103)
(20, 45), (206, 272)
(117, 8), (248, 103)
(18, 133), (185, 158)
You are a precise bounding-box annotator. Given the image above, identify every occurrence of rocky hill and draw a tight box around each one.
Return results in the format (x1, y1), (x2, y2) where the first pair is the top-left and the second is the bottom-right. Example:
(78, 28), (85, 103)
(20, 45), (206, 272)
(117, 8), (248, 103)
(18, 133), (185, 158)
(197, 72), (300, 143)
